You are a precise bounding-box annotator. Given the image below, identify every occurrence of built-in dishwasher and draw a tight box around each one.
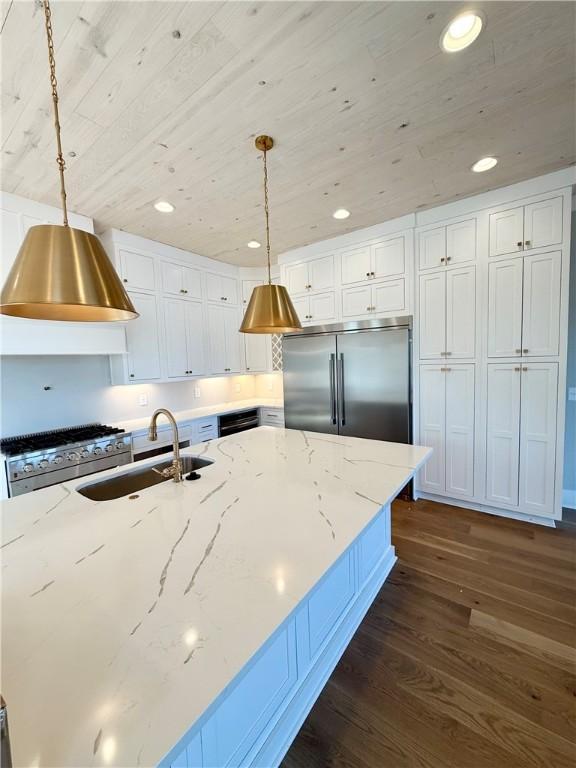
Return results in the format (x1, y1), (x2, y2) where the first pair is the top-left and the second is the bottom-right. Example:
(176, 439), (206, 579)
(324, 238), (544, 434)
(218, 409), (259, 437)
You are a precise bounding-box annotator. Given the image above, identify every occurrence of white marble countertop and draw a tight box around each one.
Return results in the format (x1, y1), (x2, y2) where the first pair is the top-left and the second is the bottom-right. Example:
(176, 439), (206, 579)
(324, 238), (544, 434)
(1, 428), (430, 767)
(114, 398), (284, 434)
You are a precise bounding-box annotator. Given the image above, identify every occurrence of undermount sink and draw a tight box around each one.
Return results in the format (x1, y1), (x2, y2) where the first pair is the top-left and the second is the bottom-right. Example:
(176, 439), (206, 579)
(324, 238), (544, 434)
(76, 456), (214, 501)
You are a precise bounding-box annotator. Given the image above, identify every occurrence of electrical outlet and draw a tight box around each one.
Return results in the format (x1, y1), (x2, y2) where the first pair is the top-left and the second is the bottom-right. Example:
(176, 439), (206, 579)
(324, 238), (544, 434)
(138, 393), (148, 407)
(569, 387), (576, 402)
(194, 386), (201, 399)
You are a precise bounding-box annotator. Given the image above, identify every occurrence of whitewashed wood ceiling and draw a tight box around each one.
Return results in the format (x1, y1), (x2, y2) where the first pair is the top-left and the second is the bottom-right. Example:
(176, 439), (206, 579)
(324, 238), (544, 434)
(1, 1), (574, 266)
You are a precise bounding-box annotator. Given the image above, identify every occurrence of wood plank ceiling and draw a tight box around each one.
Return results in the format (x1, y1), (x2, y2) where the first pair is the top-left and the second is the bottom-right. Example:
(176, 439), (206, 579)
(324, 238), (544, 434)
(1, 1), (575, 266)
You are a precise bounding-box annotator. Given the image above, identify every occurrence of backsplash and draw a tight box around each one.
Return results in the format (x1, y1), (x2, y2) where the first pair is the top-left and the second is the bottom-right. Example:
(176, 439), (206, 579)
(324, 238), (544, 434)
(0, 356), (283, 437)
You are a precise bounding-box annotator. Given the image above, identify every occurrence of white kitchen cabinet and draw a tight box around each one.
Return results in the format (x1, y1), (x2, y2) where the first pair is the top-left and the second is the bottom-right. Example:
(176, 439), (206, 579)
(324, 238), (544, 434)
(418, 268), (474, 360)
(119, 248), (157, 292)
(445, 365), (475, 497)
(341, 236), (406, 285)
(418, 364), (474, 498)
(207, 304), (242, 374)
(164, 299), (205, 378)
(522, 251), (561, 357)
(486, 364), (521, 507)
(292, 292), (336, 324)
(418, 220), (476, 270)
(206, 272), (238, 304)
(124, 291), (162, 381)
(488, 252), (561, 358)
(244, 334), (269, 372)
(489, 196), (562, 257)
(286, 255), (334, 295)
(161, 261), (202, 299)
(418, 365), (446, 494)
(518, 363), (558, 516)
(241, 279), (262, 305)
(445, 266), (476, 359)
(342, 279), (405, 318)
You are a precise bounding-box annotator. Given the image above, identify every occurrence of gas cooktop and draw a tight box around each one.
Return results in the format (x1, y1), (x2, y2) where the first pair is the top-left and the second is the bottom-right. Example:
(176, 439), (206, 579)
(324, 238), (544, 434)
(0, 423), (125, 457)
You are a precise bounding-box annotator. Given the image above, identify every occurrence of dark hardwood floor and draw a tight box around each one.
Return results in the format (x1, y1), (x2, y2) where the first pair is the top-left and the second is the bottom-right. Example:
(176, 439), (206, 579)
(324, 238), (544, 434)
(282, 499), (576, 768)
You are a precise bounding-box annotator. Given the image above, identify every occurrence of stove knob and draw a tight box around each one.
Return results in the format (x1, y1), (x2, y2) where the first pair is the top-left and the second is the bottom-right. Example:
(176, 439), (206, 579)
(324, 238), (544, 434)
(80, 449), (90, 459)
(52, 454), (64, 465)
(23, 463), (34, 473)
(38, 459), (49, 469)
(105, 444), (114, 453)
(115, 441), (124, 450)
(67, 452), (80, 461)
(93, 447), (103, 456)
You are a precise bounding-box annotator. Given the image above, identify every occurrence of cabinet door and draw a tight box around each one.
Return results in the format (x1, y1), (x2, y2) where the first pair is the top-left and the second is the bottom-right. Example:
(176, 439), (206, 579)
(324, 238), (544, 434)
(207, 304), (227, 373)
(522, 251), (561, 357)
(446, 267), (475, 358)
(342, 285), (371, 318)
(185, 301), (205, 376)
(523, 197), (562, 251)
(446, 219), (476, 265)
(418, 365), (445, 494)
(418, 271), (446, 359)
(242, 279), (262, 305)
(244, 334), (269, 372)
(445, 365), (475, 497)
(161, 261), (185, 296)
(341, 246), (371, 285)
(125, 292), (161, 380)
(487, 258), (523, 358)
(164, 298), (189, 378)
(222, 306), (242, 372)
(418, 227), (445, 270)
(220, 275), (238, 304)
(519, 363), (558, 516)
(308, 292), (336, 323)
(205, 272), (223, 302)
(119, 249), (156, 291)
(290, 295), (310, 322)
(372, 279), (406, 314)
(486, 364), (521, 506)
(182, 266), (203, 299)
(285, 262), (309, 295)
(489, 207), (524, 257)
(309, 255), (334, 291)
(372, 236), (405, 278)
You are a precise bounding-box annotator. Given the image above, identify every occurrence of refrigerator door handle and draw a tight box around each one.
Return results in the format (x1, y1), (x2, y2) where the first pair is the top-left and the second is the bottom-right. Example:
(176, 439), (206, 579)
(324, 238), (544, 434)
(329, 354), (337, 424)
(338, 353), (346, 426)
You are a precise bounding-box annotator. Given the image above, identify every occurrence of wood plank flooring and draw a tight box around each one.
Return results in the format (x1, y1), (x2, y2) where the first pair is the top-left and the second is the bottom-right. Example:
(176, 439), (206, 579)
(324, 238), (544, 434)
(281, 499), (576, 768)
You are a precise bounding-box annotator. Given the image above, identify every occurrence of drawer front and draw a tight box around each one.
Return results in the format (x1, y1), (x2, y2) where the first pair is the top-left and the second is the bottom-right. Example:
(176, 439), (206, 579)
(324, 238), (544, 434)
(202, 621), (297, 767)
(260, 408), (285, 427)
(192, 417), (218, 443)
(358, 507), (389, 584)
(132, 424), (192, 454)
(307, 551), (355, 659)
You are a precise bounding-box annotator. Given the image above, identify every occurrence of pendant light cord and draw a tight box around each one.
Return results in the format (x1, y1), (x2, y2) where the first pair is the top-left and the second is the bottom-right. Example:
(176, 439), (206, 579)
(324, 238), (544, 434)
(43, 0), (68, 226)
(262, 147), (272, 285)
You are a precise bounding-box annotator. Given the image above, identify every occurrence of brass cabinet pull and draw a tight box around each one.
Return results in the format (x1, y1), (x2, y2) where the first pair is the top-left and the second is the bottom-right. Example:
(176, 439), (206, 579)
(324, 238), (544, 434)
(446, 256), (451, 262)
(522, 348), (528, 353)
(522, 366), (528, 372)
(514, 367), (521, 371)
(517, 241), (523, 247)
(525, 240), (531, 247)
(515, 348), (522, 354)
(371, 271), (375, 277)
(440, 257), (445, 263)
(129, 373), (134, 378)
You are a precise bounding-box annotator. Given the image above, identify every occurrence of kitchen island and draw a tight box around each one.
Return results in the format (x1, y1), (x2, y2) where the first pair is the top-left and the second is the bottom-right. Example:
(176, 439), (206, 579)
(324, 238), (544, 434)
(1, 427), (430, 767)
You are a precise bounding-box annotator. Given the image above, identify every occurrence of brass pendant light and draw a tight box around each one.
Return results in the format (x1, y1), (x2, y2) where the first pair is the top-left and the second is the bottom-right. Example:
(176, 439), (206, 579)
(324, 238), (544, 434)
(240, 136), (302, 334)
(0, 0), (137, 322)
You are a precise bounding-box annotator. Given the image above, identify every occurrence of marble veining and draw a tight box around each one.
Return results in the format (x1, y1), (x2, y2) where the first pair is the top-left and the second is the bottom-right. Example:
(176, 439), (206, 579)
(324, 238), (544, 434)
(1, 427), (430, 767)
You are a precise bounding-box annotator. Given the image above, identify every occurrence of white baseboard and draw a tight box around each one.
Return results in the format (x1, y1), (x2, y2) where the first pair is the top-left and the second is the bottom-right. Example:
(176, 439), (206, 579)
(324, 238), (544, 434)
(563, 489), (576, 510)
(415, 491), (557, 527)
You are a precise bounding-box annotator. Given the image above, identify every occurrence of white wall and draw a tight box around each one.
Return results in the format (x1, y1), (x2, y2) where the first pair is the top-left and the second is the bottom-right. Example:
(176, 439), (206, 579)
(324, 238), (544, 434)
(564, 212), (576, 507)
(0, 357), (283, 437)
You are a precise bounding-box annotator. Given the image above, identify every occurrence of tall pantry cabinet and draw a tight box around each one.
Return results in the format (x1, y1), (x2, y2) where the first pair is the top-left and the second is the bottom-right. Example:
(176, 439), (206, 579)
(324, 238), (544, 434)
(415, 186), (571, 521)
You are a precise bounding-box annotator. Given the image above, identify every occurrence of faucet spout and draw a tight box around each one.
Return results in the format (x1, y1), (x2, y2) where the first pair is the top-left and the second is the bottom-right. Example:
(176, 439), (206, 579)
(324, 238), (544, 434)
(147, 408), (183, 482)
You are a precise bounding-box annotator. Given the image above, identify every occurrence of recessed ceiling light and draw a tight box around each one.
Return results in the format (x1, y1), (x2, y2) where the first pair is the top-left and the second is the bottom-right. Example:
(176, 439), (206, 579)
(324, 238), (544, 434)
(247, 240), (261, 248)
(471, 156), (498, 173)
(154, 200), (174, 213)
(333, 208), (351, 220)
(441, 12), (483, 52)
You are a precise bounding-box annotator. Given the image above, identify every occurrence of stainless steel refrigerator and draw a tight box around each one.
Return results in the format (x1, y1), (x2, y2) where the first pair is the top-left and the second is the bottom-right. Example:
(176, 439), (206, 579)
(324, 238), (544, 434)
(283, 317), (411, 443)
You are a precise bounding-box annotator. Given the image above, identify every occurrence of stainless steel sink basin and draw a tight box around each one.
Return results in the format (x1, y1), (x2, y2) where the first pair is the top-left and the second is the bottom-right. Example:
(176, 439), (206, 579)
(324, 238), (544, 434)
(76, 456), (214, 501)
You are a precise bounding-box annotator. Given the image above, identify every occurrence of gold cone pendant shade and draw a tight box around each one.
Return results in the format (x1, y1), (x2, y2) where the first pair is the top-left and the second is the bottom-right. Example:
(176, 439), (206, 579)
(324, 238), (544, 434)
(0, 0), (137, 323)
(240, 284), (301, 333)
(0, 225), (138, 321)
(240, 135), (302, 335)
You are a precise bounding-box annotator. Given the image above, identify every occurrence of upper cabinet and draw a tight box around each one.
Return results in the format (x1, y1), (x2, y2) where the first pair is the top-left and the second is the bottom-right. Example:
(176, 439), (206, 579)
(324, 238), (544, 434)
(206, 273), (239, 305)
(161, 261), (202, 299)
(418, 219), (476, 270)
(291, 292), (336, 325)
(163, 298), (205, 378)
(123, 292), (162, 381)
(118, 248), (157, 292)
(341, 235), (406, 285)
(489, 196), (562, 257)
(207, 304), (242, 374)
(418, 267), (475, 360)
(285, 255), (334, 295)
